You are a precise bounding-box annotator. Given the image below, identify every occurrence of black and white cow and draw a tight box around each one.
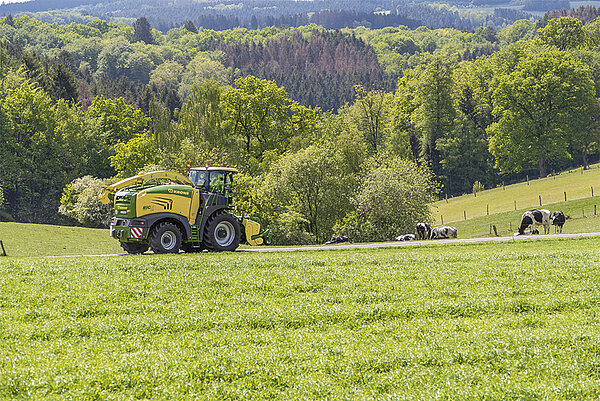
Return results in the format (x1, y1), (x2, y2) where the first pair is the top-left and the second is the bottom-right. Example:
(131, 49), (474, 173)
(552, 211), (566, 233)
(396, 234), (417, 241)
(430, 226), (457, 239)
(518, 209), (550, 235)
(324, 235), (349, 245)
(416, 222), (431, 240)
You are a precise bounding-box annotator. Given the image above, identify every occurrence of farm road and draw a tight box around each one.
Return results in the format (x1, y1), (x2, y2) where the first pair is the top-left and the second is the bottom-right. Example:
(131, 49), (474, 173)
(242, 232), (600, 252)
(47, 232), (600, 258)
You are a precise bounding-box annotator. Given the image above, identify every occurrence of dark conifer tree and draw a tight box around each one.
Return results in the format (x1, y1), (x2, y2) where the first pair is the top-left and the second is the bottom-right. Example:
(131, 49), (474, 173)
(183, 20), (197, 33)
(133, 17), (154, 44)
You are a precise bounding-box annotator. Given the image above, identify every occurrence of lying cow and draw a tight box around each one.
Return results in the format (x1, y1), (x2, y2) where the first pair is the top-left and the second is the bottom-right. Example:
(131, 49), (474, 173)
(416, 222), (431, 240)
(324, 235), (349, 245)
(396, 234), (416, 241)
(518, 209), (550, 235)
(430, 226), (457, 239)
(552, 211), (566, 233)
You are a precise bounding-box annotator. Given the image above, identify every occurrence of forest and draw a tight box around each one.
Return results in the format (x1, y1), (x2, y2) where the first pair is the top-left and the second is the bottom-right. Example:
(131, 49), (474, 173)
(0, 0), (544, 34)
(1, 10), (600, 244)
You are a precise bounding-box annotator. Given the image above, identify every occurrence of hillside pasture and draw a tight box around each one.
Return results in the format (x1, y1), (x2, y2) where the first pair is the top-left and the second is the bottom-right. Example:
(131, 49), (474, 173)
(432, 164), (600, 225)
(2, 238), (600, 399)
(447, 196), (600, 238)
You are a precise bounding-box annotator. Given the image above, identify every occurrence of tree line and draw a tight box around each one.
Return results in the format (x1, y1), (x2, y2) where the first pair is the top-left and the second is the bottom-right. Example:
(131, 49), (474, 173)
(1, 15), (600, 244)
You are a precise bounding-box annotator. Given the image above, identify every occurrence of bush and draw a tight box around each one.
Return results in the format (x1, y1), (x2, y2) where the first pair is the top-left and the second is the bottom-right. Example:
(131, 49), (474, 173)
(269, 211), (314, 245)
(59, 176), (114, 228)
(473, 180), (485, 194)
(339, 157), (439, 242)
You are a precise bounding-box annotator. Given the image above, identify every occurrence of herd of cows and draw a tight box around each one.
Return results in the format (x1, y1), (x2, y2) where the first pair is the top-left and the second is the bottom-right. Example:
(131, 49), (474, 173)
(393, 209), (567, 242)
(395, 223), (457, 241)
(323, 209), (568, 244)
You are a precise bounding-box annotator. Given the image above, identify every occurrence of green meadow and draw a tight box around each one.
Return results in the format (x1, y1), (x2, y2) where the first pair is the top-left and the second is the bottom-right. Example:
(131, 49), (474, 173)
(0, 222), (122, 257)
(2, 238), (600, 399)
(433, 164), (600, 225)
(449, 196), (600, 238)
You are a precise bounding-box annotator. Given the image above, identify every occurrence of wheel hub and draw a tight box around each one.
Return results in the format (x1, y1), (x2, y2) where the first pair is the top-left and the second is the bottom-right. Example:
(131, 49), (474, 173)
(215, 221), (234, 247)
(161, 231), (177, 250)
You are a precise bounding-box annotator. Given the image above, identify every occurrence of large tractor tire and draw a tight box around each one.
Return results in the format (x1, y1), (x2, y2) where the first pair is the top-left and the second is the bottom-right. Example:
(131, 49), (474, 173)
(149, 222), (182, 254)
(203, 212), (240, 252)
(120, 241), (149, 254)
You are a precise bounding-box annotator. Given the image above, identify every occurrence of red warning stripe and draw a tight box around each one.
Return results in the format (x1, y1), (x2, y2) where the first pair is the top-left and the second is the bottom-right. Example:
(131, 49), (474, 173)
(131, 227), (143, 238)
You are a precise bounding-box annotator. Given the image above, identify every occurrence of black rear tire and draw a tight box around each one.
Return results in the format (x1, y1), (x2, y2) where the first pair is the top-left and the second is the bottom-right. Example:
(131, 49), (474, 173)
(203, 212), (240, 252)
(149, 222), (182, 254)
(120, 241), (149, 254)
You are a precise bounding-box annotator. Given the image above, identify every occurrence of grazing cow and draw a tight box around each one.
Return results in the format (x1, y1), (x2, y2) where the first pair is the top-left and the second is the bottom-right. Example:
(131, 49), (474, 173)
(324, 235), (349, 245)
(518, 209), (550, 235)
(552, 211), (566, 233)
(430, 226), (458, 239)
(396, 234), (416, 241)
(416, 223), (431, 240)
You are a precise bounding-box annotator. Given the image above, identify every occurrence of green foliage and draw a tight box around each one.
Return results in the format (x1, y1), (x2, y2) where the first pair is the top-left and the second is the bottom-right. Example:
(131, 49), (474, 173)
(263, 145), (353, 243)
(488, 51), (595, 177)
(58, 175), (113, 228)
(0, 82), (80, 222)
(110, 131), (157, 178)
(86, 95), (150, 145)
(535, 17), (585, 50)
(222, 75), (292, 171)
(412, 56), (456, 177)
(344, 156), (438, 242)
(133, 17), (153, 44)
(348, 85), (392, 155)
(472, 180), (484, 193)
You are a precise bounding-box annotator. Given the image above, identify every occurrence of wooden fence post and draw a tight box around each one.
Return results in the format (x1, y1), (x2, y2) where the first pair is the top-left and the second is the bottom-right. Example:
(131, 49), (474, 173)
(595, 205), (597, 215)
(526, 175), (529, 185)
(583, 208), (585, 218)
(445, 193), (448, 203)
(464, 210), (467, 220)
(0, 241), (6, 257)
(592, 186), (594, 197)
(514, 200), (517, 210)
(539, 195), (542, 206)
(486, 204), (489, 216)
(564, 191), (567, 202)
(441, 215), (444, 225)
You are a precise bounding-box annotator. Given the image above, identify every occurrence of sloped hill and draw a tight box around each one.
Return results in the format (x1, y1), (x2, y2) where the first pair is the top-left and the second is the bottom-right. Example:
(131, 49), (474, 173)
(432, 164), (600, 225)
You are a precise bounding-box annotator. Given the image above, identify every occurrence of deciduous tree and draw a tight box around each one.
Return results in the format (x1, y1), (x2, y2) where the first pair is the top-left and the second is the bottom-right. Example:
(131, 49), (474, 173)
(488, 51), (595, 177)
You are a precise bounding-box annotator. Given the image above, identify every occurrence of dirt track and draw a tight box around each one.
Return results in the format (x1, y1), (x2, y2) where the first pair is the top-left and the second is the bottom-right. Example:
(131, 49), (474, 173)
(241, 232), (600, 252)
(51, 232), (600, 258)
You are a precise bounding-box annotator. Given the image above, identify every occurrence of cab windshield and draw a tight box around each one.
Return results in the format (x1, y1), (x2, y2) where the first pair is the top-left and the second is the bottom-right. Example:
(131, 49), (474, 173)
(189, 170), (209, 188)
(189, 170), (233, 193)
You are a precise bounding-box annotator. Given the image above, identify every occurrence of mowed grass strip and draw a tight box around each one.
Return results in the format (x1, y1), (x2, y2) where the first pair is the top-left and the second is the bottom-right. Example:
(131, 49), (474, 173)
(2, 238), (600, 399)
(433, 163), (600, 224)
(0, 222), (122, 257)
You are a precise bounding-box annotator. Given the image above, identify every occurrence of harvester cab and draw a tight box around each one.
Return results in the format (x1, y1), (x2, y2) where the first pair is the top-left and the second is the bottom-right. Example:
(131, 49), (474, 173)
(99, 167), (271, 254)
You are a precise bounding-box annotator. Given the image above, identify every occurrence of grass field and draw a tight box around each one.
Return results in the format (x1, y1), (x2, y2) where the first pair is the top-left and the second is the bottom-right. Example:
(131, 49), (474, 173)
(432, 164), (600, 225)
(2, 237), (600, 399)
(450, 196), (600, 238)
(0, 222), (122, 257)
